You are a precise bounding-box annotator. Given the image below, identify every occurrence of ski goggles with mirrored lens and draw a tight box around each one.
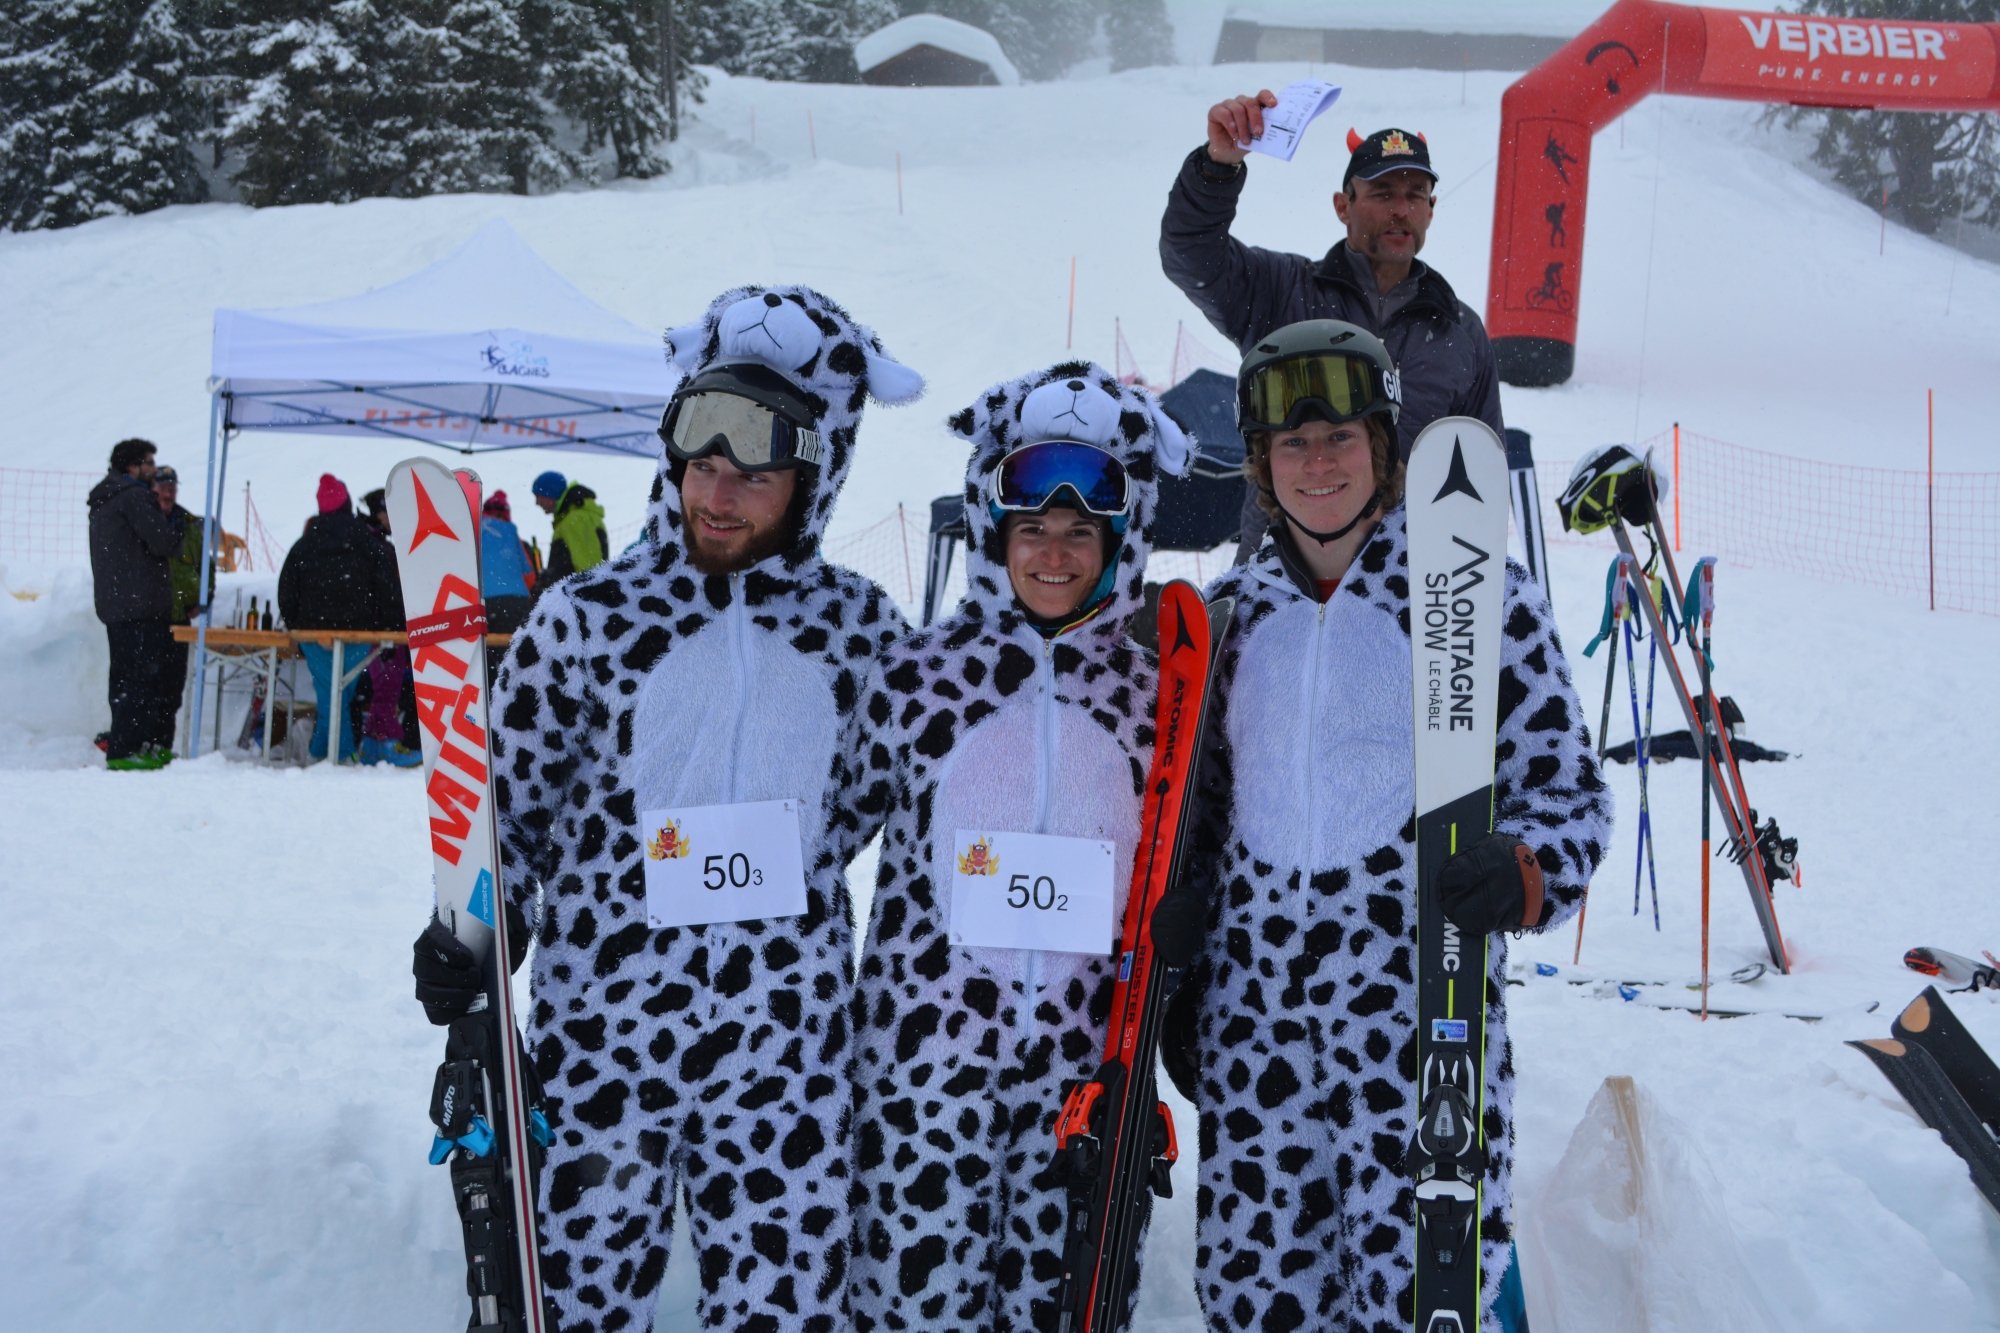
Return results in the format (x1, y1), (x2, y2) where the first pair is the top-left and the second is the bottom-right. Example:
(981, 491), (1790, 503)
(1238, 352), (1400, 432)
(992, 440), (1131, 519)
(659, 363), (824, 471)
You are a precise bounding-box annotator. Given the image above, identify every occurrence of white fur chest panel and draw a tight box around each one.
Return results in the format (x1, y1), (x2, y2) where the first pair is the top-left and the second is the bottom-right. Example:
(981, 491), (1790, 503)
(841, 613), (1155, 994)
(1225, 584), (1414, 873)
(929, 679), (1144, 956)
(626, 600), (841, 864)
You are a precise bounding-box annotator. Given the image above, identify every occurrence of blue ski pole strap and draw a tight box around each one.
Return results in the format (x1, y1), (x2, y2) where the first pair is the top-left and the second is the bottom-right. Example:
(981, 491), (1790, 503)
(428, 1114), (497, 1164)
(1583, 557), (1625, 658)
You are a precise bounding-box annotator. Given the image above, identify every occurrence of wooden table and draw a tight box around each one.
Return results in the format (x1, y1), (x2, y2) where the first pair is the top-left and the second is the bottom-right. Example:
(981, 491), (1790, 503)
(278, 630), (514, 766)
(178, 627), (515, 765)
(172, 626), (296, 761)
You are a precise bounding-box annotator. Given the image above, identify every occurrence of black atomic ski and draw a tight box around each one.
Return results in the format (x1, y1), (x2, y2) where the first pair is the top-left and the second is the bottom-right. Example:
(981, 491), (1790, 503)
(387, 459), (551, 1333)
(1404, 418), (1510, 1333)
(1051, 580), (1232, 1333)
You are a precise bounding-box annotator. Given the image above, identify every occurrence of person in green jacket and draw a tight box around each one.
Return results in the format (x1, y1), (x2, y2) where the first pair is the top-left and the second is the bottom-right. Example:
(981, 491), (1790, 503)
(530, 469), (607, 594)
(153, 467), (208, 625)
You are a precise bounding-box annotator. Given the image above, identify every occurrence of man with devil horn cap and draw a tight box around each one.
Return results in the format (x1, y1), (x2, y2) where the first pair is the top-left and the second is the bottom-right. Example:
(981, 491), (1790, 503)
(1160, 102), (1505, 560)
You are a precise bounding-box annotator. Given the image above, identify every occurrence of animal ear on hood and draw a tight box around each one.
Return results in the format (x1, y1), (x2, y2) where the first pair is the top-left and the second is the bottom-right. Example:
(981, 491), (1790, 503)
(1152, 405), (1194, 478)
(862, 339), (925, 406)
(662, 317), (708, 374)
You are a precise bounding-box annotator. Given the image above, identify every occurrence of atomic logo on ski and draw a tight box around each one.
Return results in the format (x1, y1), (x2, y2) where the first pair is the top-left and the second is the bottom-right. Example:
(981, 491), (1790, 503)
(1432, 438), (1484, 504)
(407, 470), (462, 552)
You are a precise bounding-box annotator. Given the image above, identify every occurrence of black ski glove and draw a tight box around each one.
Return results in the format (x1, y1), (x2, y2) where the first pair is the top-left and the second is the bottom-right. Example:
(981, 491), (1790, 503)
(1437, 833), (1546, 936)
(1150, 888), (1207, 970)
(1160, 975), (1202, 1105)
(411, 903), (531, 1026)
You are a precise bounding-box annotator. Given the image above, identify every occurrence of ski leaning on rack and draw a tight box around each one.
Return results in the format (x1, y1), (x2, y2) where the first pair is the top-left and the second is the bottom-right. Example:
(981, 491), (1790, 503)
(1051, 580), (1232, 1333)
(387, 458), (551, 1333)
(1404, 418), (1510, 1333)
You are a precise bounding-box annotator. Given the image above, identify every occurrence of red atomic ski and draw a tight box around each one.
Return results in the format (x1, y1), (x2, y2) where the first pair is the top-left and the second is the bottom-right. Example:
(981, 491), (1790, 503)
(1051, 580), (1232, 1333)
(387, 458), (550, 1333)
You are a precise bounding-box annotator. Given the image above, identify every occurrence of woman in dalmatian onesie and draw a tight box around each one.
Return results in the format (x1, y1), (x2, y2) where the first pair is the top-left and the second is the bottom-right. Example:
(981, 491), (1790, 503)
(828, 363), (1193, 1333)
(1165, 321), (1610, 1333)
(480, 286), (923, 1333)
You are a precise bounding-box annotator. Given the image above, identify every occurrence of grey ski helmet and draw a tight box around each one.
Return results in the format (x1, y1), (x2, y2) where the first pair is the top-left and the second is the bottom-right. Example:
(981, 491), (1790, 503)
(1236, 319), (1402, 434)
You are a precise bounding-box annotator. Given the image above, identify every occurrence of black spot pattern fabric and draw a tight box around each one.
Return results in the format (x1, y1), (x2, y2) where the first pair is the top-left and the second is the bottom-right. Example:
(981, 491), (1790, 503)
(491, 284), (918, 1333)
(1181, 508), (1610, 1333)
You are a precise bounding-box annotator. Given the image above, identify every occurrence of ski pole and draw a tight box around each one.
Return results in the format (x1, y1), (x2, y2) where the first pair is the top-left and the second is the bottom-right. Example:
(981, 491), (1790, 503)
(1694, 558), (1716, 1018)
(1623, 588), (1645, 918)
(1578, 555), (1632, 962)
(1642, 573), (1663, 931)
(1586, 557), (1625, 758)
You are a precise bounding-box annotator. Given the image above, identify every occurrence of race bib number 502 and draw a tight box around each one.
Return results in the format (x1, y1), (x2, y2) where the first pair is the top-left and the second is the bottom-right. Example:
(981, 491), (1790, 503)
(641, 799), (808, 929)
(949, 829), (1116, 955)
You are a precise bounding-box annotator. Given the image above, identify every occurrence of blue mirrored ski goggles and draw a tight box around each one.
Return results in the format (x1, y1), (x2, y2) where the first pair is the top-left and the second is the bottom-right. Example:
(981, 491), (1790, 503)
(992, 440), (1130, 519)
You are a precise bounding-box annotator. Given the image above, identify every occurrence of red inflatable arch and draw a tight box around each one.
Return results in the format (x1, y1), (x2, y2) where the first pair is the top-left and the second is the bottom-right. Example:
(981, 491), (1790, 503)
(1487, 0), (2000, 385)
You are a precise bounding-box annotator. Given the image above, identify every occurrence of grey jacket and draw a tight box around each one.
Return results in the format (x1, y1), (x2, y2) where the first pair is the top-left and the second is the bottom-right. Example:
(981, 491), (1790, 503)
(88, 472), (182, 624)
(1159, 147), (1504, 454)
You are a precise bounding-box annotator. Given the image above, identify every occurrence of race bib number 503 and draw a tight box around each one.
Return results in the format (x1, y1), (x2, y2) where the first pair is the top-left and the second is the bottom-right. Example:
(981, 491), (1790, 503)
(641, 799), (808, 929)
(949, 829), (1116, 955)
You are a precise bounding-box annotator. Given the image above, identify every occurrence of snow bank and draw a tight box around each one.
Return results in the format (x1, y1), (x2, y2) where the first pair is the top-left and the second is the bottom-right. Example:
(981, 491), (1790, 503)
(0, 568), (107, 759)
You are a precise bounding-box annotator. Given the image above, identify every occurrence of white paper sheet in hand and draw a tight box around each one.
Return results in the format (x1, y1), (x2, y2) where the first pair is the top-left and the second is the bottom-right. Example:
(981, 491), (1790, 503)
(1249, 80), (1343, 163)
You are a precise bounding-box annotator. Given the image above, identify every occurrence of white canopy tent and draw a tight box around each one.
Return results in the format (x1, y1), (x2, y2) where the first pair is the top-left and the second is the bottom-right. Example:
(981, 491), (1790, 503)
(191, 218), (678, 755)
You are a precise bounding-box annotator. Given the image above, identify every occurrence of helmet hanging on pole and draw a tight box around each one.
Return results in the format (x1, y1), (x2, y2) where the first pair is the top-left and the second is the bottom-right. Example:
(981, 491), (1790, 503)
(1557, 445), (1669, 534)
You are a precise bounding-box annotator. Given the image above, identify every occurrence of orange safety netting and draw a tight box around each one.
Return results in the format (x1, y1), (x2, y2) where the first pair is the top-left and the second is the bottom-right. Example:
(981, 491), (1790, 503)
(1539, 430), (1999, 617)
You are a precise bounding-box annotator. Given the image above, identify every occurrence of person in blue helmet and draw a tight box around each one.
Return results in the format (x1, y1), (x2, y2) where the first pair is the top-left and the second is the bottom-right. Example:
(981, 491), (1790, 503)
(530, 468), (607, 594)
(831, 363), (1195, 1332)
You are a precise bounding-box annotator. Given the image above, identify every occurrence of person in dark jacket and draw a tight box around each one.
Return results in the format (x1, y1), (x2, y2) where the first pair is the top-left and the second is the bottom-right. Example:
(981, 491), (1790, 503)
(1160, 100), (1505, 560)
(277, 473), (403, 762)
(352, 487), (420, 768)
(88, 438), (185, 769)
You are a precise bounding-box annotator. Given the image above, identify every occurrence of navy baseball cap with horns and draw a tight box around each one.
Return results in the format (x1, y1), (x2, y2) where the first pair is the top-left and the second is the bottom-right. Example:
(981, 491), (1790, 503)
(1343, 127), (1436, 190)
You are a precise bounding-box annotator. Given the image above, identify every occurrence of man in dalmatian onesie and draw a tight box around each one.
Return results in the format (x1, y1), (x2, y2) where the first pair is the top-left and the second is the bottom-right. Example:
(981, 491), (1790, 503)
(827, 363), (1193, 1332)
(468, 285), (922, 1333)
(1163, 322), (1610, 1333)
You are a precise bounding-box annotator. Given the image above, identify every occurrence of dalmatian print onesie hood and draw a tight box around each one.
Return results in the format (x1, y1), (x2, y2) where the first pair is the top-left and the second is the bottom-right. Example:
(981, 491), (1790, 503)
(491, 284), (921, 1333)
(828, 363), (1191, 1332)
(1181, 517), (1610, 1333)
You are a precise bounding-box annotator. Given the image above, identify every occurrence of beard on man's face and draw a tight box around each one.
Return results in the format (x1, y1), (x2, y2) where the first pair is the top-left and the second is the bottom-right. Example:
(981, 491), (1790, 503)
(684, 505), (790, 575)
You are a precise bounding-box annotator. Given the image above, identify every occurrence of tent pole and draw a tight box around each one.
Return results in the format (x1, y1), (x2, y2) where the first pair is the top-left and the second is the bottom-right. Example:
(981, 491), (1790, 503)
(188, 388), (225, 758)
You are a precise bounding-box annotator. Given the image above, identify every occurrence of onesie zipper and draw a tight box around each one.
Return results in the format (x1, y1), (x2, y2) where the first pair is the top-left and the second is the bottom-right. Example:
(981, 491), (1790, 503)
(724, 572), (752, 802)
(1296, 592), (1328, 932)
(1026, 630), (1060, 995)
(1033, 634), (1058, 835)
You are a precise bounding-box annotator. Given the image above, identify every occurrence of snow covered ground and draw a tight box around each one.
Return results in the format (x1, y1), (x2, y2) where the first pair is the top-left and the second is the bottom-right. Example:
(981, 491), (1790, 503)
(2, 60), (1997, 1333)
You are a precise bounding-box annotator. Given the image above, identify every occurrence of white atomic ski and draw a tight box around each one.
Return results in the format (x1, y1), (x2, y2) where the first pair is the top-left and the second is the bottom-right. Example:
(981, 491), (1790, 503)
(386, 458), (550, 1333)
(1403, 418), (1510, 1333)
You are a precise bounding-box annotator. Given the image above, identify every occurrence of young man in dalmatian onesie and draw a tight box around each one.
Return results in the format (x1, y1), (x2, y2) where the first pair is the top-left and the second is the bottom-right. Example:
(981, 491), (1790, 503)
(1153, 320), (1611, 1333)
(411, 285), (924, 1333)
(826, 363), (1193, 1333)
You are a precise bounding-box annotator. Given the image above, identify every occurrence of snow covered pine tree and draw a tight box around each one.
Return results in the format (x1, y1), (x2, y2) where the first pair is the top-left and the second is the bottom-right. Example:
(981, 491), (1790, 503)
(0, 0), (207, 231)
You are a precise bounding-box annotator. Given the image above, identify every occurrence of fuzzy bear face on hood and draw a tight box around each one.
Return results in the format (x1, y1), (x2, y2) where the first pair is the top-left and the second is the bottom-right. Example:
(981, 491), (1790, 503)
(649, 285), (923, 568)
(947, 361), (1193, 633)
